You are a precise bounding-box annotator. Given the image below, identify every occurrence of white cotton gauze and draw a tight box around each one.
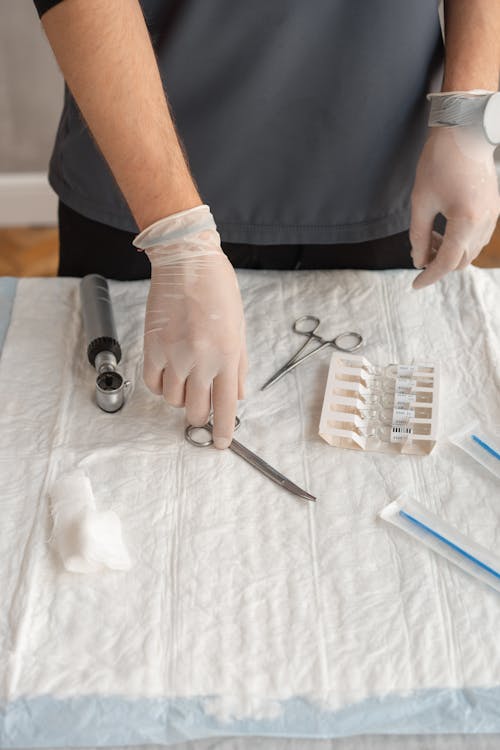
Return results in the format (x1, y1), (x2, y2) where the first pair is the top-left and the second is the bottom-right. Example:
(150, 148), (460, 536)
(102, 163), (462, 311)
(50, 469), (132, 574)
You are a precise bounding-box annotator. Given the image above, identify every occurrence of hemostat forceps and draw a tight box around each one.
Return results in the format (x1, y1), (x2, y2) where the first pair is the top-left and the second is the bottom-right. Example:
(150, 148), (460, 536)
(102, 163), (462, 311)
(261, 315), (363, 390)
(185, 417), (316, 502)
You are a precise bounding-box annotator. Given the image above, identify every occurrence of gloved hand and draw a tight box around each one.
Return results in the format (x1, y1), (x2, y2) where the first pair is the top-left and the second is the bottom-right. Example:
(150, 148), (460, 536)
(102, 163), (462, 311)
(133, 204), (247, 448)
(410, 123), (500, 289)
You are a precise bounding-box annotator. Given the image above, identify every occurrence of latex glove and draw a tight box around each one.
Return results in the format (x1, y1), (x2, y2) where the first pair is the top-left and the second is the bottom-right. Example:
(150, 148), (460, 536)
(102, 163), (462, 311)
(133, 204), (247, 448)
(410, 125), (500, 289)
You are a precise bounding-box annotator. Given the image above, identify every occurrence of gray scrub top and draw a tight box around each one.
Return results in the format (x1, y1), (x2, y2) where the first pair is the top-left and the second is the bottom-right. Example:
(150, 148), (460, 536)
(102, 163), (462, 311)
(48, 0), (443, 243)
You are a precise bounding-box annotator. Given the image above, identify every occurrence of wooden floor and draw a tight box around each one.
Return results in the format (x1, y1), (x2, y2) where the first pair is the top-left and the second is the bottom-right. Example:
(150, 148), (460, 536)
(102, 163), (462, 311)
(0, 227), (59, 277)
(0, 223), (499, 276)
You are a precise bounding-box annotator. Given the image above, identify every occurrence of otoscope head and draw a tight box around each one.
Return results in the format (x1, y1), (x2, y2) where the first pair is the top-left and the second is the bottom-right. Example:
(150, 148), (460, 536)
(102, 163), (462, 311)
(96, 369), (129, 412)
(94, 351), (129, 412)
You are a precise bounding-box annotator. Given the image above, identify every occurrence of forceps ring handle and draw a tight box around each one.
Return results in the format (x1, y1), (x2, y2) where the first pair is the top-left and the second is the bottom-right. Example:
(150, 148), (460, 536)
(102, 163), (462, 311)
(293, 315), (321, 336)
(332, 331), (363, 352)
(274, 315), (320, 373)
(293, 317), (363, 353)
(259, 316), (320, 391)
(185, 416), (241, 447)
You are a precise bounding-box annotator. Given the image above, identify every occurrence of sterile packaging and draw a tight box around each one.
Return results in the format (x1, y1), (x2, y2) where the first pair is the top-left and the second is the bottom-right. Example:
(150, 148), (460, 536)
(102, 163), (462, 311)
(449, 421), (500, 480)
(319, 353), (439, 455)
(380, 496), (500, 593)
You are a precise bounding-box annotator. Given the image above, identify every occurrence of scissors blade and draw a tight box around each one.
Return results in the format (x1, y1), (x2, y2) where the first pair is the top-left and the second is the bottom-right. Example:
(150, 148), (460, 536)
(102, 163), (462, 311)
(229, 437), (316, 501)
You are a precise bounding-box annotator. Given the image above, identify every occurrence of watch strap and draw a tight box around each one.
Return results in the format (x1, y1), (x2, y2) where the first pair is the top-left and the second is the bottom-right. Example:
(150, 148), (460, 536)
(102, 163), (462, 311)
(427, 92), (491, 129)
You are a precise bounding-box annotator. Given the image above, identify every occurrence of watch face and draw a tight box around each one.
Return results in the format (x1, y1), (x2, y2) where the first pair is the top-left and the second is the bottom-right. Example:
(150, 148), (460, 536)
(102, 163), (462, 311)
(483, 92), (500, 145)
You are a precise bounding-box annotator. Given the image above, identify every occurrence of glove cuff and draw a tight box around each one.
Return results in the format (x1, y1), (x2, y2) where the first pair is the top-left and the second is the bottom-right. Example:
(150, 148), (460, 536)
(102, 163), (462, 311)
(133, 204), (216, 252)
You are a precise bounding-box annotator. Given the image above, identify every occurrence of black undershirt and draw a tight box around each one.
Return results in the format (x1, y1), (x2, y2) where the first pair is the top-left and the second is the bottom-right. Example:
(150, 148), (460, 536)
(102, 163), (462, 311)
(58, 201), (414, 280)
(33, 0), (62, 18)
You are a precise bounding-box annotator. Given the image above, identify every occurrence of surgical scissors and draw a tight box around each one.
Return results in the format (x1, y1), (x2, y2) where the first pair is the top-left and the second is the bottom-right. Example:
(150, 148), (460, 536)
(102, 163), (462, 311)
(261, 315), (363, 390)
(185, 416), (316, 502)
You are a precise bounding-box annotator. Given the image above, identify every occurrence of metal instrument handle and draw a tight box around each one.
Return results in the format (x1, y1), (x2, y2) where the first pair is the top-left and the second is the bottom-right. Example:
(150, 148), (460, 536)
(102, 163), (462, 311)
(80, 274), (121, 366)
(332, 331), (363, 352)
(292, 315), (321, 335)
(185, 416), (241, 447)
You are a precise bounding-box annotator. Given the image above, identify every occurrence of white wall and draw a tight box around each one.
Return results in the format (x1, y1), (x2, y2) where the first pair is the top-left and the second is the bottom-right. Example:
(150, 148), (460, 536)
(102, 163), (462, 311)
(0, 0), (62, 224)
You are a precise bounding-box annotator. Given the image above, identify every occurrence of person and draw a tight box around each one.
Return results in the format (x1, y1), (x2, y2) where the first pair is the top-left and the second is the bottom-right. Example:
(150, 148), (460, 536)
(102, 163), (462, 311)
(33, 0), (500, 447)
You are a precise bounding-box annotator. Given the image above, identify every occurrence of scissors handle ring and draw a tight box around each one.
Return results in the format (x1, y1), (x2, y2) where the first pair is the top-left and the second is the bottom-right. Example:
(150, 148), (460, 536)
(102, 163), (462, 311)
(333, 331), (363, 352)
(185, 416), (241, 447)
(185, 424), (213, 447)
(293, 315), (321, 335)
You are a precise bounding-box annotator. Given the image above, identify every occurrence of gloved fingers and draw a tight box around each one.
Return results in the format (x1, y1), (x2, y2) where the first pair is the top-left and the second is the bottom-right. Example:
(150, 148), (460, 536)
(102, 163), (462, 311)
(211, 364), (239, 450)
(455, 221), (493, 270)
(412, 218), (475, 289)
(185, 375), (212, 427)
(162, 363), (187, 407)
(237, 342), (248, 401)
(409, 200), (436, 270)
(142, 353), (164, 396)
(431, 223), (490, 271)
(477, 217), (498, 255)
(456, 250), (471, 270)
(431, 230), (443, 253)
(427, 230), (443, 264)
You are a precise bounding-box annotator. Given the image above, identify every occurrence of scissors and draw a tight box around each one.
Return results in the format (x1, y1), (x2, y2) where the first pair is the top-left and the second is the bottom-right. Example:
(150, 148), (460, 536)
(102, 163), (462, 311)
(185, 416), (316, 502)
(261, 315), (363, 391)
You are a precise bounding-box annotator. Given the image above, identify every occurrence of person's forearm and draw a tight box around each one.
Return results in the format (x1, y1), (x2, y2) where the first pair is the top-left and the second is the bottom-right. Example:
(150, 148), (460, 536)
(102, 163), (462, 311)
(42, 0), (201, 230)
(443, 0), (500, 91)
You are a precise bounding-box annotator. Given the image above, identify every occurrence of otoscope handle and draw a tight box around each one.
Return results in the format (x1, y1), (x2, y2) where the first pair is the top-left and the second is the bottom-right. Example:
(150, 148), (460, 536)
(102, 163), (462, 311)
(80, 274), (122, 367)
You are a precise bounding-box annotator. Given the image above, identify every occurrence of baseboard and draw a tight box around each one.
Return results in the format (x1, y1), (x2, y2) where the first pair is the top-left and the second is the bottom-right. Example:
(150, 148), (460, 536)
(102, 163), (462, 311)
(0, 173), (57, 227)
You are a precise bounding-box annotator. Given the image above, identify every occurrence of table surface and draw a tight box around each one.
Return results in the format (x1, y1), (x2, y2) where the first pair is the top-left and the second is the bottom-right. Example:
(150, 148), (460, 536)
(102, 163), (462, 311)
(1, 271), (500, 749)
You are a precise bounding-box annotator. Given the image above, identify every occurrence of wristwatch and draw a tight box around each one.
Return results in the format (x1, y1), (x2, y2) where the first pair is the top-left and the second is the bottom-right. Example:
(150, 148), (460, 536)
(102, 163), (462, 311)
(428, 91), (500, 145)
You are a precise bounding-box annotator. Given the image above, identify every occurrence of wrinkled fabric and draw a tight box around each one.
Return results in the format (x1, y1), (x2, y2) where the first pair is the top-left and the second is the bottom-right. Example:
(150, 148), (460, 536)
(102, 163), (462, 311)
(13, 737), (500, 750)
(75, 739), (500, 750)
(1, 267), (500, 747)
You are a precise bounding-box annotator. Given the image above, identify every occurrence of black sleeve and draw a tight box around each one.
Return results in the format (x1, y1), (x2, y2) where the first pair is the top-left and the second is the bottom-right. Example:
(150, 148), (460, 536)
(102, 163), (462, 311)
(33, 0), (65, 18)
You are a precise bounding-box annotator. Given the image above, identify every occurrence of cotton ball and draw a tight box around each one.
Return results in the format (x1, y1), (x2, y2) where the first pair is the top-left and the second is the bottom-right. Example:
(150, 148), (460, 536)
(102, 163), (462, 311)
(50, 469), (132, 574)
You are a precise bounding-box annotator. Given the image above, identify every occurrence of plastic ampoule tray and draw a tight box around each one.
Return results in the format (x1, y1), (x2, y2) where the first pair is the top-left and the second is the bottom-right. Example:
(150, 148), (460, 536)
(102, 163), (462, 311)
(319, 353), (439, 455)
